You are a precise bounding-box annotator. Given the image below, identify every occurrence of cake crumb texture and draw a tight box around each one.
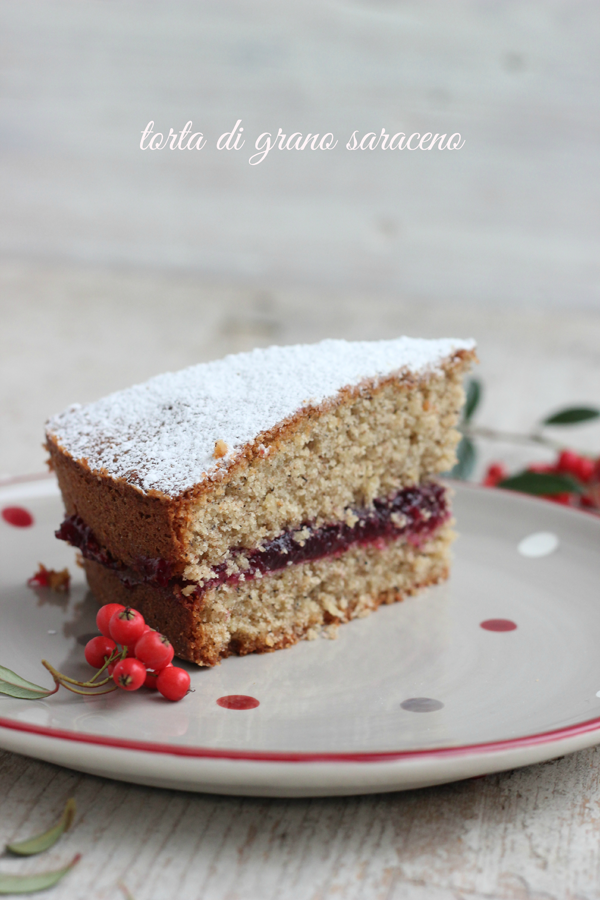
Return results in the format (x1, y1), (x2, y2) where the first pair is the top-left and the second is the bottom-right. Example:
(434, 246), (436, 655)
(46, 337), (475, 497)
(83, 522), (453, 666)
(47, 341), (475, 575)
(182, 368), (465, 579)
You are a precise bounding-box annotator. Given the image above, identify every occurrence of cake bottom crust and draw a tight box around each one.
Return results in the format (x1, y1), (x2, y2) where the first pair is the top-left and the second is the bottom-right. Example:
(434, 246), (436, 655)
(84, 522), (454, 666)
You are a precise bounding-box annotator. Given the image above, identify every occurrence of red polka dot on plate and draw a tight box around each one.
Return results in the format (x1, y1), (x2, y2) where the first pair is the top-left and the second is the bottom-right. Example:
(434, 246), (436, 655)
(217, 695), (260, 710)
(2, 506), (34, 528)
(480, 619), (517, 632)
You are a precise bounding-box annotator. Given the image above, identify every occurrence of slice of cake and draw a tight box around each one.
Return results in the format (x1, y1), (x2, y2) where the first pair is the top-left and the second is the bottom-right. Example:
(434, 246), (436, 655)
(46, 337), (476, 666)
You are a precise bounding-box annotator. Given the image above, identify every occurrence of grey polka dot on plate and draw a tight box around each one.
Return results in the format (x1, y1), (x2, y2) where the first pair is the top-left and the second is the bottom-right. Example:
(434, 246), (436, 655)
(401, 697), (444, 713)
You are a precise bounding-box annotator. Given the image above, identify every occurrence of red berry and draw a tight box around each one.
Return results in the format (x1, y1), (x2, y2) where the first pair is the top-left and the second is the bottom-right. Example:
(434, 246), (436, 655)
(129, 623), (154, 655)
(84, 636), (117, 669)
(112, 658), (146, 691)
(575, 456), (594, 483)
(122, 624), (154, 657)
(156, 666), (190, 701)
(546, 492), (573, 506)
(96, 603), (125, 638)
(109, 607), (146, 646)
(144, 662), (172, 690)
(135, 631), (174, 670)
(483, 462), (507, 487)
(557, 450), (581, 477)
(144, 670), (159, 690)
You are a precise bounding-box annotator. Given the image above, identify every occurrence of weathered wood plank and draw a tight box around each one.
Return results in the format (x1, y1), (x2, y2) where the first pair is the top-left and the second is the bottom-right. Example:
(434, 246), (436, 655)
(2, 749), (600, 899)
(0, 1), (599, 307)
(2, 257), (600, 478)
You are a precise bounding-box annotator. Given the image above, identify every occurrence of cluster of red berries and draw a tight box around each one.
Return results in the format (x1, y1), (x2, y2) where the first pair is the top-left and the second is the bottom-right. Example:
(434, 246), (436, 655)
(484, 449), (600, 510)
(84, 603), (191, 701)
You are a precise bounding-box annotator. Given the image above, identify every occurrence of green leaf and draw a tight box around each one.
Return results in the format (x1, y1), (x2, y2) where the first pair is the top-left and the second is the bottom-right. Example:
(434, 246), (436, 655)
(448, 436), (476, 481)
(0, 666), (54, 701)
(543, 407), (600, 426)
(498, 471), (583, 496)
(0, 854), (80, 894)
(7, 799), (76, 856)
(464, 379), (482, 422)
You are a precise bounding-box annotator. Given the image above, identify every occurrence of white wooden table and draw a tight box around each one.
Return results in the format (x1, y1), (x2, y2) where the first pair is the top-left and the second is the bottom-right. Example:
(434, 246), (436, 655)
(2, 2), (600, 897)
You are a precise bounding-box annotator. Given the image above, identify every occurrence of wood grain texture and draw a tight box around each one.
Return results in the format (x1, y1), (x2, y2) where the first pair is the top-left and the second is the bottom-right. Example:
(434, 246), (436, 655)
(2, 748), (600, 899)
(0, 0), (599, 308)
(2, 256), (600, 478)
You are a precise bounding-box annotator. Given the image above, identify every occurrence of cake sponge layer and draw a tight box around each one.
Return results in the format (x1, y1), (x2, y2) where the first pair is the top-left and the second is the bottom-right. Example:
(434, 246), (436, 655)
(182, 364), (466, 581)
(47, 338), (475, 497)
(83, 522), (454, 666)
(48, 343), (474, 578)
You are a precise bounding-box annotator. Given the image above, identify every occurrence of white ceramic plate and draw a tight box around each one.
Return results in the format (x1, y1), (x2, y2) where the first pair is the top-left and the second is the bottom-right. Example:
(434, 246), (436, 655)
(2, 474), (600, 797)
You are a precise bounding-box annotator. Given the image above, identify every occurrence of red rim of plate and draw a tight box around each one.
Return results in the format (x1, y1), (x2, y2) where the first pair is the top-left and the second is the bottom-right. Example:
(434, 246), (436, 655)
(2, 472), (600, 765)
(1, 713), (600, 764)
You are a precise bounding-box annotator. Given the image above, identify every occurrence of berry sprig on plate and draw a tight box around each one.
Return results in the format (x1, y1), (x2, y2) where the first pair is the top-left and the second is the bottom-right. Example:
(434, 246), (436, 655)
(0, 603), (191, 703)
(450, 380), (600, 512)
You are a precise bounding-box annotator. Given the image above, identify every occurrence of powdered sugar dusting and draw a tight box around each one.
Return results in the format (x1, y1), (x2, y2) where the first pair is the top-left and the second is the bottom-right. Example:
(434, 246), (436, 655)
(46, 337), (475, 497)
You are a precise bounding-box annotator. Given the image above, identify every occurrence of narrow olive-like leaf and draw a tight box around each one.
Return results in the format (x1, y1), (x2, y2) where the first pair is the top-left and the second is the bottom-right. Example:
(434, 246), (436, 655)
(7, 798), (76, 856)
(0, 854), (80, 894)
(0, 666), (54, 700)
(464, 379), (482, 423)
(0, 684), (55, 700)
(543, 407), (600, 426)
(447, 436), (476, 481)
(498, 471), (582, 495)
(0, 666), (52, 694)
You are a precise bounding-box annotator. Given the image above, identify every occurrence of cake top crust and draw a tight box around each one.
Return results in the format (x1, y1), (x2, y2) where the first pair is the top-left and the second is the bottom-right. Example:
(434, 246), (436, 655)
(46, 337), (475, 498)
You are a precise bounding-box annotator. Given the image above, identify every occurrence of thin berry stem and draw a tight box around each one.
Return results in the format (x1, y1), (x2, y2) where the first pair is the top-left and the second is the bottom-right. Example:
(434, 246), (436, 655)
(41, 659), (113, 689)
(87, 649), (120, 684)
(82, 674), (112, 687)
(59, 681), (118, 696)
(44, 682), (61, 697)
(41, 660), (87, 687)
(465, 425), (570, 453)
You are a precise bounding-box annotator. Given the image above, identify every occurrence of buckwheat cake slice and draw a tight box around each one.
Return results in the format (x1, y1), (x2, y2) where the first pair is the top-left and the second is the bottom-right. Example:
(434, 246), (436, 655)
(45, 337), (476, 666)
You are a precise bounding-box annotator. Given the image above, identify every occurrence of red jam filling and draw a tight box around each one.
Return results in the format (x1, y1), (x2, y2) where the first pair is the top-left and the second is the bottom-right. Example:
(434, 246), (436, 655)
(56, 481), (449, 598)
